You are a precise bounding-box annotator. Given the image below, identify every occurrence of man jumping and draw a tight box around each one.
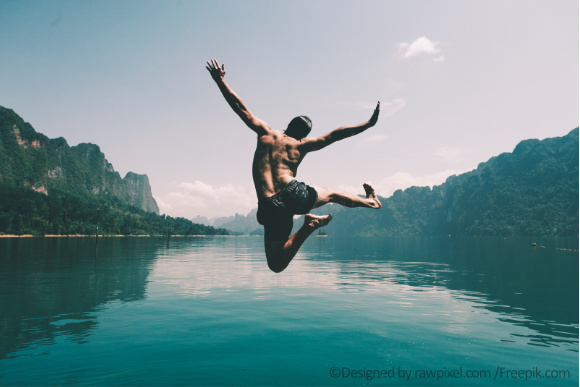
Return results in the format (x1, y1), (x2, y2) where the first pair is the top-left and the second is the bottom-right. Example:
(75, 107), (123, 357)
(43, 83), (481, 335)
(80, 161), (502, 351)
(206, 59), (382, 273)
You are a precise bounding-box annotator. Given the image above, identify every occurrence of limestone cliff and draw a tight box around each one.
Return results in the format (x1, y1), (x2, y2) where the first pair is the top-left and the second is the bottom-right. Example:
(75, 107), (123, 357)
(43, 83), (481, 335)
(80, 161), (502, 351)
(123, 172), (159, 214)
(0, 106), (159, 214)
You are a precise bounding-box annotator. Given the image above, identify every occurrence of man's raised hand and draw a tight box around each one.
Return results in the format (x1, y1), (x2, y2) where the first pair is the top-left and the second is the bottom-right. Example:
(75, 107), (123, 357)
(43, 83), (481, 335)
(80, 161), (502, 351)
(369, 101), (380, 126)
(206, 59), (226, 82)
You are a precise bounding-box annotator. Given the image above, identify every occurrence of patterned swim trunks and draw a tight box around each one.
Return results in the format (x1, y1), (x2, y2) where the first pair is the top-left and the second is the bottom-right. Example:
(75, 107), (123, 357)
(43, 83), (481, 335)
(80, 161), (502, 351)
(256, 180), (318, 241)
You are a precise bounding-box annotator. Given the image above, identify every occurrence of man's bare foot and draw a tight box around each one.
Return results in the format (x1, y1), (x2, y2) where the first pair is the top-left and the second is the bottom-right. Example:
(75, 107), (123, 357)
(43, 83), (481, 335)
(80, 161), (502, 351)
(304, 213), (333, 230)
(363, 183), (382, 209)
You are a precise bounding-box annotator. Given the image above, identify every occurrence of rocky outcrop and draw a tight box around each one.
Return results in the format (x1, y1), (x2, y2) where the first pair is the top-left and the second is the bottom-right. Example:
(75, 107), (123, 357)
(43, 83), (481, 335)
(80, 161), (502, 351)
(123, 172), (159, 214)
(0, 106), (159, 214)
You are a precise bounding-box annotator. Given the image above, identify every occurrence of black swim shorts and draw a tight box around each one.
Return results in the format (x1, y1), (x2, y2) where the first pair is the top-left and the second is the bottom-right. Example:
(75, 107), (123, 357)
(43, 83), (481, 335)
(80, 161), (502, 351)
(256, 180), (318, 241)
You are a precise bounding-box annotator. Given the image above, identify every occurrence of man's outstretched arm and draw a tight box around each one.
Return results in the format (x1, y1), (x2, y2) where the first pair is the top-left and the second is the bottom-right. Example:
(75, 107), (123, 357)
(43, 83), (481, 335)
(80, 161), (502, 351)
(300, 101), (380, 152)
(206, 59), (270, 137)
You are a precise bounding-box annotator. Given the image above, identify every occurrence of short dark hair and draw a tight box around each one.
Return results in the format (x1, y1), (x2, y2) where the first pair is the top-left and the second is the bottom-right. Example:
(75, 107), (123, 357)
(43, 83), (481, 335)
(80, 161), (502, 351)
(285, 116), (312, 140)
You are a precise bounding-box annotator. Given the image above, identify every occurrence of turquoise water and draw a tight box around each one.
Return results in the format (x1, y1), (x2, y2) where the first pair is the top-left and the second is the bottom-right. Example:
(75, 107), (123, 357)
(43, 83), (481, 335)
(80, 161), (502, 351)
(0, 236), (577, 386)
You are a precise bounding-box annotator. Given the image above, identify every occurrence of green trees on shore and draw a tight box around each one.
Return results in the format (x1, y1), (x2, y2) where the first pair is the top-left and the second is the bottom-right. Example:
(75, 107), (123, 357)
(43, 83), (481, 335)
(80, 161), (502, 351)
(0, 106), (227, 236)
(0, 184), (228, 236)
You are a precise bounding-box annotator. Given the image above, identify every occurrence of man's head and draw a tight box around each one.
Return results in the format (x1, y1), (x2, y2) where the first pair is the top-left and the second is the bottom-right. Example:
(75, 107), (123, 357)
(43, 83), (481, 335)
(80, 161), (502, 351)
(284, 116), (312, 140)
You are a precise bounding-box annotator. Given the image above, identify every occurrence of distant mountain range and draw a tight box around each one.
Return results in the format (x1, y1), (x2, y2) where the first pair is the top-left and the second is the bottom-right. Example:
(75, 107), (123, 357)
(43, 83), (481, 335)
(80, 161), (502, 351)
(1, 105), (576, 237)
(0, 107), (227, 236)
(192, 209), (263, 236)
(205, 128), (579, 236)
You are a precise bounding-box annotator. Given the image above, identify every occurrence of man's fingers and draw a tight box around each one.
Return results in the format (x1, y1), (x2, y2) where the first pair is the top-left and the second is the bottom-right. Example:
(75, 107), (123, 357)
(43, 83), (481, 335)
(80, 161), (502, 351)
(368, 101), (380, 125)
(207, 59), (218, 71)
(206, 59), (223, 72)
(206, 58), (225, 81)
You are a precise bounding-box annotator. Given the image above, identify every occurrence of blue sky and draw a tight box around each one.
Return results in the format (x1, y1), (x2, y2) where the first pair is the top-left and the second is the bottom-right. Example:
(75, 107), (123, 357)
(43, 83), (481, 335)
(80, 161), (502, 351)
(1, 0), (578, 218)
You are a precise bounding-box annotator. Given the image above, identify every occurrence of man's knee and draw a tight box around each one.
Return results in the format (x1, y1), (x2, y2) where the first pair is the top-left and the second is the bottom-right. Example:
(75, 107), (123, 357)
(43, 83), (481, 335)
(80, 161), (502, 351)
(312, 186), (331, 208)
(267, 261), (285, 273)
(266, 256), (287, 273)
(265, 243), (288, 273)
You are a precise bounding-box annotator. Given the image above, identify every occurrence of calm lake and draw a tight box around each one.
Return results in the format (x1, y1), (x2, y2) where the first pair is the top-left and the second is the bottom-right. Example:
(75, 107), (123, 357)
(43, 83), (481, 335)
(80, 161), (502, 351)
(0, 236), (577, 386)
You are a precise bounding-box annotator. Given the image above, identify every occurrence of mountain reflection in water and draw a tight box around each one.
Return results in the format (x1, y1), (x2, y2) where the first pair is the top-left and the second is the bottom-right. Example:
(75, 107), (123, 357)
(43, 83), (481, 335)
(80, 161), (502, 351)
(0, 237), (159, 359)
(0, 235), (577, 386)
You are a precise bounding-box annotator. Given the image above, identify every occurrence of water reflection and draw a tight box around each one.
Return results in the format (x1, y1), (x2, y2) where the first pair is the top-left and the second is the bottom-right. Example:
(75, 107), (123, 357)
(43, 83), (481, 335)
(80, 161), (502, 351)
(0, 237), (162, 359)
(302, 236), (579, 350)
(0, 235), (577, 363)
(152, 236), (578, 350)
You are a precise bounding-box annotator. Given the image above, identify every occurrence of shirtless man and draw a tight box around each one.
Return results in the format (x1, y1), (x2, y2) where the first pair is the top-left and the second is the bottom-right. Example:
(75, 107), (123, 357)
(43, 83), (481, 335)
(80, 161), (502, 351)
(206, 59), (382, 273)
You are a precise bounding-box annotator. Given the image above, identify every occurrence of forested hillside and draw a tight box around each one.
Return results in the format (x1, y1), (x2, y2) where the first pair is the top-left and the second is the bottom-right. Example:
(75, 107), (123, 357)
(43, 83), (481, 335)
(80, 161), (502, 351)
(0, 107), (228, 236)
(0, 107), (159, 213)
(311, 128), (579, 236)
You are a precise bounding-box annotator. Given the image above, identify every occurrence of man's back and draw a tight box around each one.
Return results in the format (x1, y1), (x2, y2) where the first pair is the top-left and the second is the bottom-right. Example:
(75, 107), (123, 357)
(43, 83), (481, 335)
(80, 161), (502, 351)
(252, 131), (306, 200)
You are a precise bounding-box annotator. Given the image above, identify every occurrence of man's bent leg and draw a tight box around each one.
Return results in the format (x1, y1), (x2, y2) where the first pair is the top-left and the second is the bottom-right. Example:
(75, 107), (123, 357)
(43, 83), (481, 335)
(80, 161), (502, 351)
(264, 214), (332, 273)
(312, 183), (381, 209)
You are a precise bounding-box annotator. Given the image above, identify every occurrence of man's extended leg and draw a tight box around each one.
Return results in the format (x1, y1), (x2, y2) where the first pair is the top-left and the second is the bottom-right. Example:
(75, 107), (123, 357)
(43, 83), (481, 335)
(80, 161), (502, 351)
(312, 183), (382, 209)
(264, 214), (332, 273)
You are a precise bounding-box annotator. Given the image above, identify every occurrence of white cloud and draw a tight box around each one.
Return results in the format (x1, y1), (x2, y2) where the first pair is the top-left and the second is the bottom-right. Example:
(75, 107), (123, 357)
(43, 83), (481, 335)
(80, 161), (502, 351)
(433, 55), (445, 63)
(156, 180), (255, 219)
(157, 169), (467, 219)
(153, 195), (173, 211)
(398, 36), (442, 59)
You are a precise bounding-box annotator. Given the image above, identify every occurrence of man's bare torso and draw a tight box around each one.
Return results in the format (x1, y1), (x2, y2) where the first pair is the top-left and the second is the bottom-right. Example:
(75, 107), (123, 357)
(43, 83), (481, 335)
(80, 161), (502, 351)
(252, 130), (306, 200)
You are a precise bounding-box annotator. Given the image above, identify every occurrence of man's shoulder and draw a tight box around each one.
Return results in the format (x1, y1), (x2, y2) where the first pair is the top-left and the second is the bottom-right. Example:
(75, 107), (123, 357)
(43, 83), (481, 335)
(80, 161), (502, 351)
(259, 130), (286, 143)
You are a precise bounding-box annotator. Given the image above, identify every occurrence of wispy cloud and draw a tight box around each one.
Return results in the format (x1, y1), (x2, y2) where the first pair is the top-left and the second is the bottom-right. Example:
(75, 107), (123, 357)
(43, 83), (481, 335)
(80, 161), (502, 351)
(155, 180), (255, 218)
(355, 98), (406, 117)
(381, 98), (407, 116)
(397, 36), (444, 62)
